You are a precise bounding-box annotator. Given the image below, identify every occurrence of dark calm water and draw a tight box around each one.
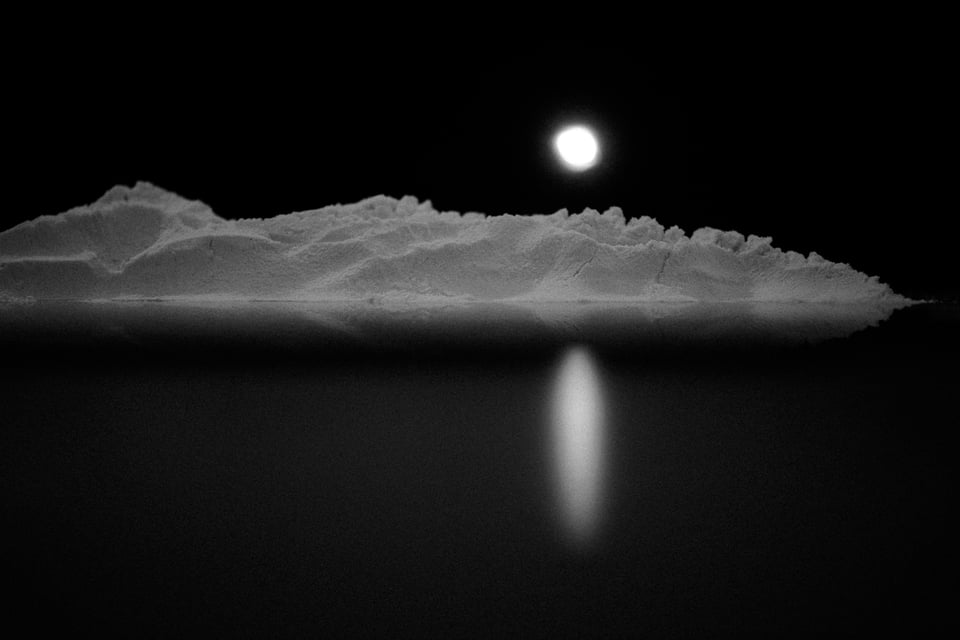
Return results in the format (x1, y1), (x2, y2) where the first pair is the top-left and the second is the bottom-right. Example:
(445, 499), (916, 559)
(1, 302), (956, 637)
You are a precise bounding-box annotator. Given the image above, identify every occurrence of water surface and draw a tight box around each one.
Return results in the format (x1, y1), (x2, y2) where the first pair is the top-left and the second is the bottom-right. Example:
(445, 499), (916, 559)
(1, 302), (954, 636)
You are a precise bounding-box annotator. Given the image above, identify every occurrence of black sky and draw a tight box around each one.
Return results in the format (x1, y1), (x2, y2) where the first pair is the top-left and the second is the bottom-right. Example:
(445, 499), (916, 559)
(5, 17), (954, 299)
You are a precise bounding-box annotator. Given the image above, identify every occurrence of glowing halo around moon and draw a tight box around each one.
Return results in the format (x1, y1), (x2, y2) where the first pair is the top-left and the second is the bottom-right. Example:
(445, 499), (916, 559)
(553, 125), (600, 171)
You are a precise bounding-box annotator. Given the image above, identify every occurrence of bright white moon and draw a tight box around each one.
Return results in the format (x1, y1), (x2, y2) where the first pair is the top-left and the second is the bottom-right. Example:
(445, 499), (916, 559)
(554, 125), (600, 171)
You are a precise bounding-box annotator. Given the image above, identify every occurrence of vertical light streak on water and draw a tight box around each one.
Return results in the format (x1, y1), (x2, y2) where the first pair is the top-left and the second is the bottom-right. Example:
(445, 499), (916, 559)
(551, 345), (606, 546)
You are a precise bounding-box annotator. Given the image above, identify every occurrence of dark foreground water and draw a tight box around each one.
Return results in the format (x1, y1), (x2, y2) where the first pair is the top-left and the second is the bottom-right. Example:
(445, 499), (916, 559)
(1, 302), (956, 637)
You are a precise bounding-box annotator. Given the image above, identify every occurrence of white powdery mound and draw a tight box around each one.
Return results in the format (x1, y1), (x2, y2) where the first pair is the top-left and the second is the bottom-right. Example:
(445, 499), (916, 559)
(0, 182), (905, 303)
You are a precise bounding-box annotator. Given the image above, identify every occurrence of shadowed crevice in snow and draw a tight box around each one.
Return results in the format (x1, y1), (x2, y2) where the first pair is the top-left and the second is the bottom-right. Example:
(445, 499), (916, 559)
(570, 245), (600, 281)
(654, 249), (671, 285)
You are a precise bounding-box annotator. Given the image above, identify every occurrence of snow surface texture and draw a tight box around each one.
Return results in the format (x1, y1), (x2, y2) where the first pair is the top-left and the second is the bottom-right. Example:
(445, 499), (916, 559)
(0, 182), (905, 303)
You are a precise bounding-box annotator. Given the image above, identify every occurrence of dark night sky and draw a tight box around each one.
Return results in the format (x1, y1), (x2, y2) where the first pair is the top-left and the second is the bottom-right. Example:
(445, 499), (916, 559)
(5, 17), (954, 299)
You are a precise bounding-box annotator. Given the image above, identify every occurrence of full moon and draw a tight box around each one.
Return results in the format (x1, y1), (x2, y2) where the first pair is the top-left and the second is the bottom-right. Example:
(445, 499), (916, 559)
(554, 125), (600, 171)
